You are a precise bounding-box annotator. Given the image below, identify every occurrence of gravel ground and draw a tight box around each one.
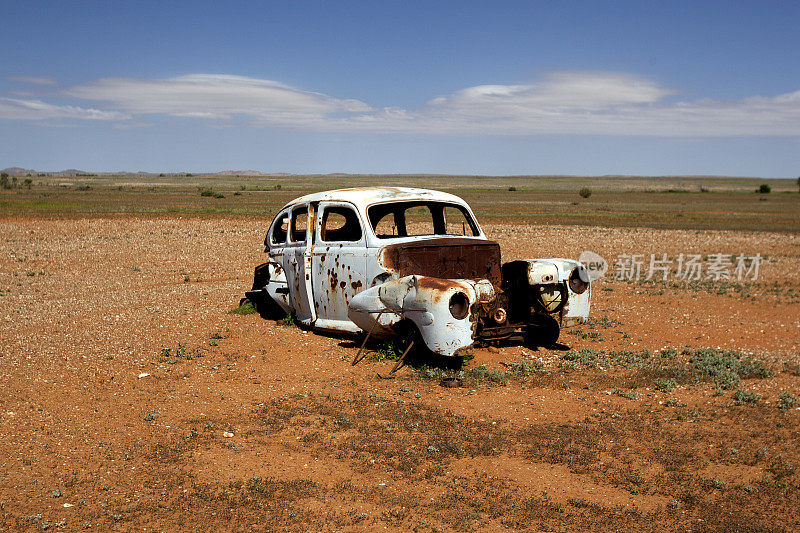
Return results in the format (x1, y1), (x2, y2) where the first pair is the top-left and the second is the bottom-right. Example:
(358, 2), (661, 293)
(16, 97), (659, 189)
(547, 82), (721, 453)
(1, 216), (798, 531)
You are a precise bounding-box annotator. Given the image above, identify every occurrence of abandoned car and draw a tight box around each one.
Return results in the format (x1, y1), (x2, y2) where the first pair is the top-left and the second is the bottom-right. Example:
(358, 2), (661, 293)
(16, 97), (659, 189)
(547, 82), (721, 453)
(244, 187), (590, 357)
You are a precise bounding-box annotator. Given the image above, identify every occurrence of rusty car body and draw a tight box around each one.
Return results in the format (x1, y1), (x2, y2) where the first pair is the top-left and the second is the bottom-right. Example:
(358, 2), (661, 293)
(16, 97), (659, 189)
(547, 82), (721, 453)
(245, 187), (590, 356)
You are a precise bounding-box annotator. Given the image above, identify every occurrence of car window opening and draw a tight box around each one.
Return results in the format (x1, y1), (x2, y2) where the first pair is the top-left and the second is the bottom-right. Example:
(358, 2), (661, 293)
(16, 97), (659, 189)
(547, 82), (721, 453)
(270, 211), (289, 245)
(321, 206), (363, 242)
(368, 201), (479, 239)
(290, 207), (308, 243)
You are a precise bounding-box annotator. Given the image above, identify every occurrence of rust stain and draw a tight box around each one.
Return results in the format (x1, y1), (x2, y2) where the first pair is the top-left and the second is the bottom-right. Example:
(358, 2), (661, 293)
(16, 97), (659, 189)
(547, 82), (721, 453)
(381, 238), (501, 284)
(351, 280), (363, 290)
(416, 276), (461, 291)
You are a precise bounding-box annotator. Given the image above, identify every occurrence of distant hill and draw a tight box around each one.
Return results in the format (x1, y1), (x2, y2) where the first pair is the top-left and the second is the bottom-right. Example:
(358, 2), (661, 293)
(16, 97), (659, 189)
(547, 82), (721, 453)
(216, 170), (270, 176)
(2, 168), (286, 177)
(2, 167), (94, 177)
(2, 167), (36, 176)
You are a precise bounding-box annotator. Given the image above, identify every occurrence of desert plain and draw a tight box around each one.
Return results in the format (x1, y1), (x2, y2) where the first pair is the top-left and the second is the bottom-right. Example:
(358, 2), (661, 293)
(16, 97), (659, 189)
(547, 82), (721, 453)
(1, 174), (799, 531)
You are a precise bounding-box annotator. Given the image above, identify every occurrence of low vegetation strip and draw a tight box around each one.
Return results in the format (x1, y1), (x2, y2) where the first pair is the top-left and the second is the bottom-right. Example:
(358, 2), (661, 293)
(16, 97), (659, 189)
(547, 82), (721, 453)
(558, 347), (772, 390)
(3, 174), (800, 231)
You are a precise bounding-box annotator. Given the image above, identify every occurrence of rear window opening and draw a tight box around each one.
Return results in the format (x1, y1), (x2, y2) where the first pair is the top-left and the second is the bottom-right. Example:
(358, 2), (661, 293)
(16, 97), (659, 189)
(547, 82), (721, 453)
(368, 201), (479, 239)
(269, 211), (289, 245)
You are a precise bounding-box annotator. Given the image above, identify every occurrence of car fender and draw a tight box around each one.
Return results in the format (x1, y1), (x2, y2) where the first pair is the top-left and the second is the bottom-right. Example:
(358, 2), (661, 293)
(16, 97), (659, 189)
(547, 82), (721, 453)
(348, 275), (494, 356)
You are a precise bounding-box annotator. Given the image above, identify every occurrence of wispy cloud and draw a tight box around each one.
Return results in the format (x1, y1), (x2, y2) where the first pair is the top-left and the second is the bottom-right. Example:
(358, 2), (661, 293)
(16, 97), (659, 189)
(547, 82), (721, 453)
(65, 74), (372, 125)
(2, 71), (799, 136)
(6, 76), (58, 86)
(0, 97), (129, 121)
(337, 72), (800, 136)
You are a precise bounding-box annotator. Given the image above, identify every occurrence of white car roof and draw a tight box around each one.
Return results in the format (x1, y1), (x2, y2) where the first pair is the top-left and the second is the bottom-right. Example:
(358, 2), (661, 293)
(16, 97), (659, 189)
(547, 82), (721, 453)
(282, 187), (469, 210)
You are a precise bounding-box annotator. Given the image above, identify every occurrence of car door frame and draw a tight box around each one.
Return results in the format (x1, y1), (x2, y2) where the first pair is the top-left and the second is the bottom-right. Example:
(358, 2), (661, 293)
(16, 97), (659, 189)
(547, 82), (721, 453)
(282, 202), (316, 326)
(310, 200), (367, 333)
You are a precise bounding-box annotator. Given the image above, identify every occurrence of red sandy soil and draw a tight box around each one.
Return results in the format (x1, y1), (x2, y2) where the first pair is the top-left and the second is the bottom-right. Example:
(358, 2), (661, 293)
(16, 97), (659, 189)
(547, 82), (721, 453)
(1, 217), (798, 531)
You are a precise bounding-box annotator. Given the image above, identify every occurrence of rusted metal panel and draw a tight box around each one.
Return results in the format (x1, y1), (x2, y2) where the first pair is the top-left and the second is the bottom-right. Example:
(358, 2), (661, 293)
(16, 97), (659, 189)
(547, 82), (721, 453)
(380, 238), (501, 285)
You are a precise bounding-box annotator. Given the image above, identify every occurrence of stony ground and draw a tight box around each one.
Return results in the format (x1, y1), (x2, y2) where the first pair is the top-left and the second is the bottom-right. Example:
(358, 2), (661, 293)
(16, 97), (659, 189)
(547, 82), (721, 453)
(1, 217), (799, 531)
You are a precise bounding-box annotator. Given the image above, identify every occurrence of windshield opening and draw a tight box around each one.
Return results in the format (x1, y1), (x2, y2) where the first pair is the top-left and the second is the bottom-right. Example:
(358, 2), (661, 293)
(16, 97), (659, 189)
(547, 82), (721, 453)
(367, 201), (479, 239)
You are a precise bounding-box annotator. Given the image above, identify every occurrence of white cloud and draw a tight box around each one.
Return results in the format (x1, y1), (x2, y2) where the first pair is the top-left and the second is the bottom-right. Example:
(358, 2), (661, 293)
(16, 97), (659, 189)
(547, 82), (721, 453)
(428, 72), (673, 113)
(0, 97), (129, 121)
(6, 76), (58, 86)
(341, 72), (800, 136)
(2, 71), (800, 136)
(65, 74), (372, 126)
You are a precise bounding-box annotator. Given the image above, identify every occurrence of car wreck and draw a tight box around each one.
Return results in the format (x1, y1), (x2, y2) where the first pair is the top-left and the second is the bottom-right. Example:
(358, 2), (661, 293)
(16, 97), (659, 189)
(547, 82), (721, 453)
(245, 187), (590, 358)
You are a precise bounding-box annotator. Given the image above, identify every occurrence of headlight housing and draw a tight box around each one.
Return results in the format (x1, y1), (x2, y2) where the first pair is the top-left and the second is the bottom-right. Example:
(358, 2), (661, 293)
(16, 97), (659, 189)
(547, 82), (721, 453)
(568, 266), (590, 294)
(449, 292), (470, 320)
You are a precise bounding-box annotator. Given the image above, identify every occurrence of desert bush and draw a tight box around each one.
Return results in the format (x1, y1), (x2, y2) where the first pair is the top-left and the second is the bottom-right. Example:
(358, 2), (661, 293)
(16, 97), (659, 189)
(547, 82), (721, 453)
(687, 348), (772, 389)
(733, 389), (760, 405)
(757, 184), (771, 194)
(653, 378), (677, 393)
(778, 392), (798, 411)
(579, 187), (592, 198)
(229, 301), (256, 315)
(368, 340), (402, 362)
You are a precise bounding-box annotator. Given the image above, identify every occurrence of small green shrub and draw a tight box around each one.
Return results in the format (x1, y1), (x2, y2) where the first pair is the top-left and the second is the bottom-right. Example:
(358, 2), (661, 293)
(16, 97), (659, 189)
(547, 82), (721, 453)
(659, 348), (678, 359)
(733, 389), (760, 405)
(777, 392), (798, 411)
(463, 365), (509, 385)
(612, 387), (637, 400)
(229, 301), (256, 315)
(654, 378), (677, 393)
(561, 348), (603, 367)
(579, 187), (592, 199)
(688, 348), (772, 389)
(281, 314), (296, 327)
(714, 370), (741, 391)
(663, 398), (687, 407)
(200, 189), (214, 197)
(757, 184), (771, 194)
(503, 360), (543, 376)
(368, 340), (401, 362)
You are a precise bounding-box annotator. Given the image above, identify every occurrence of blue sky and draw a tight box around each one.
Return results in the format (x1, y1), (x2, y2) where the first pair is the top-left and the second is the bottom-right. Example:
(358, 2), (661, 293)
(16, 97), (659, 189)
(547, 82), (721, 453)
(1, 0), (799, 176)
